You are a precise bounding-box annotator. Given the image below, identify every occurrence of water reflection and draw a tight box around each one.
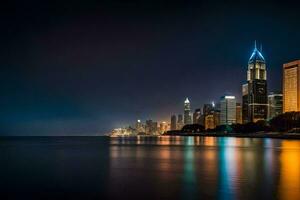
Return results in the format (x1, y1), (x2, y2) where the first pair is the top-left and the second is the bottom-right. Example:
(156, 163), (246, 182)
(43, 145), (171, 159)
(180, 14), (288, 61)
(218, 138), (237, 200)
(182, 137), (197, 200)
(108, 136), (300, 200)
(279, 141), (300, 200)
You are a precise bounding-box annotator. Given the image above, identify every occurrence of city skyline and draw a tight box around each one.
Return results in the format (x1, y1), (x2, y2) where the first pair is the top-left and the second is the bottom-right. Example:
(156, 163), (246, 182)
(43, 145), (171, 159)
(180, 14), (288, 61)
(110, 45), (297, 135)
(1, 1), (300, 135)
(2, 2), (300, 200)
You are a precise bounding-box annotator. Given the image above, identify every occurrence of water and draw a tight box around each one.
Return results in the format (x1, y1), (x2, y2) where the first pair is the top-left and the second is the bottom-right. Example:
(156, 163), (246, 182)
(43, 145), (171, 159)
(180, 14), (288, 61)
(0, 136), (299, 200)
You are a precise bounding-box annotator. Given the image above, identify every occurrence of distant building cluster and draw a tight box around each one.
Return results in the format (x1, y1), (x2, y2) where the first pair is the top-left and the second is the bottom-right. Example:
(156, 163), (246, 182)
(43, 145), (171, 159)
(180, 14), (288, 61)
(170, 95), (240, 131)
(110, 119), (169, 137)
(110, 43), (300, 136)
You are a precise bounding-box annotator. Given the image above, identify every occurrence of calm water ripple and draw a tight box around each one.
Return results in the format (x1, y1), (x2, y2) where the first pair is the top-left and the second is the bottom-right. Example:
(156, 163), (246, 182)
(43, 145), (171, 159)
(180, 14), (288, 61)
(0, 136), (299, 200)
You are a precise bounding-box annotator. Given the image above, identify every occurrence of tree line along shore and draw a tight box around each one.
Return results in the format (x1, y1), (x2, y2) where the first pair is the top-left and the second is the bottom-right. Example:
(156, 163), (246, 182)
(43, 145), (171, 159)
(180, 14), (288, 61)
(164, 112), (300, 139)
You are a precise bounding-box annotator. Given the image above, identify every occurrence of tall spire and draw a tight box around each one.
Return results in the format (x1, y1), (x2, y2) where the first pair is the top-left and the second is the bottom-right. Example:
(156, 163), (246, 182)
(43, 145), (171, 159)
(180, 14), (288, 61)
(249, 41), (265, 63)
(260, 44), (263, 52)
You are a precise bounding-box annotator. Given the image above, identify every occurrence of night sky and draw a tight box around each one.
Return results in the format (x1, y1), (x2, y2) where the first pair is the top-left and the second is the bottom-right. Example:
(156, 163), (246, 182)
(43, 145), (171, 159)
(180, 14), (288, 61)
(1, 0), (300, 135)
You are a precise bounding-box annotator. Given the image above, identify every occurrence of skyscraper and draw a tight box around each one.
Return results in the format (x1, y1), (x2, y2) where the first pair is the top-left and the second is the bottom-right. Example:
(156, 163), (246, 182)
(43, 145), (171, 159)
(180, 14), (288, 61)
(236, 103), (242, 124)
(203, 103), (213, 117)
(283, 60), (300, 112)
(184, 98), (192, 125)
(220, 96), (237, 125)
(145, 120), (158, 135)
(202, 102), (216, 129)
(193, 108), (201, 124)
(268, 92), (283, 119)
(204, 110), (220, 130)
(205, 114), (215, 130)
(159, 122), (168, 134)
(213, 110), (220, 127)
(242, 42), (268, 122)
(242, 83), (249, 123)
(177, 114), (184, 130)
(170, 115), (177, 130)
(135, 119), (144, 133)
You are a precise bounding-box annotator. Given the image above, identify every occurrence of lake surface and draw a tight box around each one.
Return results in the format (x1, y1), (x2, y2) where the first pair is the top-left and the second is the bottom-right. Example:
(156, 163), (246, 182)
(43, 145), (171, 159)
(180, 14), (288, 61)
(0, 136), (299, 200)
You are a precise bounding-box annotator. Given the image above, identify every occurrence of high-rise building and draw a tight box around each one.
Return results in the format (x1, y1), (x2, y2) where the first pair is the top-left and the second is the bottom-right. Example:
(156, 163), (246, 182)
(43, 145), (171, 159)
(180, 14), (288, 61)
(205, 114), (215, 130)
(204, 110), (220, 130)
(170, 115), (177, 130)
(177, 114), (184, 130)
(135, 119), (144, 133)
(203, 103), (213, 116)
(242, 42), (268, 122)
(236, 103), (242, 124)
(213, 110), (220, 127)
(193, 108), (201, 124)
(145, 120), (158, 135)
(159, 122), (168, 134)
(198, 114), (205, 127)
(242, 83), (249, 123)
(283, 60), (300, 112)
(268, 93), (283, 119)
(202, 103), (214, 126)
(145, 120), (152, 135)
(220, 96), (237, 125)
(184, 98), (192, 125)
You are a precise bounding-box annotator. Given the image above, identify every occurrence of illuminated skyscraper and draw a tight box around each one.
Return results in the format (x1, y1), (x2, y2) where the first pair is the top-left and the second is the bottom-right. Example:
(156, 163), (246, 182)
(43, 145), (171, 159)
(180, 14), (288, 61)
(204, 110), (220, 130)
(159, 122), (168, 134)
(193, 108), (201, 124)
(205, 114), (215, 130)
(135, 119), (144, 133)
(268, 92), (283, 119)
(184, 98), (192, 125)
(220, 96), (236, 125)
(283, 60), (300, 112)
(242, 42), (268, 122)
(203, 102), (217, 129)
(170, 115), (177, 130)
(236, 103), (242, 124)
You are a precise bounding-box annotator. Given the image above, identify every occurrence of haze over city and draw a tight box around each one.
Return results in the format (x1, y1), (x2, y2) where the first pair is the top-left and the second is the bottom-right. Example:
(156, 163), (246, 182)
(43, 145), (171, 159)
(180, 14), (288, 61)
(1, 1), (300, 135)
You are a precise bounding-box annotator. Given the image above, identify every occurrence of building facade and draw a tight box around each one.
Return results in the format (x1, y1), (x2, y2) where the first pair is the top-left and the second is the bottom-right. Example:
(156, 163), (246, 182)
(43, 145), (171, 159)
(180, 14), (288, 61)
(283, 60), (300, 112)
(177, 114), (184, 130)
(268, 93), (283, 119)
(220, 96), (237, 125)
(159, 122), (168, 134)
(135, 119), (144, 133)
(193, 108), (201, 124)
(242, 43), (268, 123)
(202, 103), (214, 126)
(170, 115), (177, 130)
(236, 103), (242, 124)
(242, 83), (249, 123)
(203, 103), (213, 117)
(205, 114), (215, 130)
(184, 98), (192, 125)
(145, 120), (158, 135)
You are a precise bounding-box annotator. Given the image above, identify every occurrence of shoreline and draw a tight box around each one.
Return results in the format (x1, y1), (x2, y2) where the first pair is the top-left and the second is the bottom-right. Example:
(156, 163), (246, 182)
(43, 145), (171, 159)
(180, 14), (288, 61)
(162, 132), (300, 139)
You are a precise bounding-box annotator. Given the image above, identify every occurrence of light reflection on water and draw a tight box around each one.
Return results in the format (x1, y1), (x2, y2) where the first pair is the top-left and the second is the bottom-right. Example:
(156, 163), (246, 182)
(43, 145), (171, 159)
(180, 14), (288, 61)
(109, 136), (300, 200)
(279, 141), (300, 200)
(1, 136), (299, 200)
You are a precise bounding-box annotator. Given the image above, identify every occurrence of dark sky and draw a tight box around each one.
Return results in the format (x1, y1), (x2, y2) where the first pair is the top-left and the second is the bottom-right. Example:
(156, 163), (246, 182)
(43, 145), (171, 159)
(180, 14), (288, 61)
(1, 0), (300, 135)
